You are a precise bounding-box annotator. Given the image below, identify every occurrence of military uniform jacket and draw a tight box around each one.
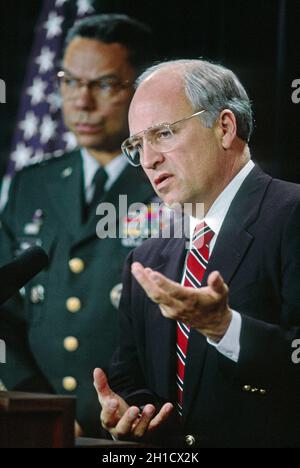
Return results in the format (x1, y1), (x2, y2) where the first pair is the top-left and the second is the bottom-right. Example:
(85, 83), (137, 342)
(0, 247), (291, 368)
(0, 149), (154, 437)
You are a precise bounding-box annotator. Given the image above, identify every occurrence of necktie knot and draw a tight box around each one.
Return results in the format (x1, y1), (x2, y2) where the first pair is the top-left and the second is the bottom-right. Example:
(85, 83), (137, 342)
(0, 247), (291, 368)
(192, 221), (214, 250)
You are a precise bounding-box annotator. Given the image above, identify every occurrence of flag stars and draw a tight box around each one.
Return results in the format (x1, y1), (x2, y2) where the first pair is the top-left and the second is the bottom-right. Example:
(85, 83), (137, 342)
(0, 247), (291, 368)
(44, 12), (64, 39)
(63, 132), (77, 150)
(31, 150), (45, 165)
(47, 92), (61, 113)
(40, 116), (58, 144)
(55, 0), (69, 7)
(36, 47), (55, 74)
(27, 78), (47, 105)
(11, 144), (33, 170)
(19, 112), (39, 140)
(77, 0), (95, 16)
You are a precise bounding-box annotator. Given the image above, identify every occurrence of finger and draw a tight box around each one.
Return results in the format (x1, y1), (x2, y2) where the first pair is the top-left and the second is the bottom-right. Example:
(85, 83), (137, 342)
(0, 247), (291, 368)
(148, 270), (189, 301)
(148, 402), (173, 432)
(114, 406), (141, 438)
(131, 404), (156, 438)
(133, 263), (194, 304)
(131, 263), (174, 306)
(100, 399), (120, 429)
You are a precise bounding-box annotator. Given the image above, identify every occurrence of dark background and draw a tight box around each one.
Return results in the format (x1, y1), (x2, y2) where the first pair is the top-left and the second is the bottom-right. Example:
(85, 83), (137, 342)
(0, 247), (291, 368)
(0, 0), (299, 181)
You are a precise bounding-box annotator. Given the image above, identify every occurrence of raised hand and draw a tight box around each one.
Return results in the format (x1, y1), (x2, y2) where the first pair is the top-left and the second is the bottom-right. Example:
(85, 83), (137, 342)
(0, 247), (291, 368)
(131, 262), (232, 342)
(93, 368), (173, 440)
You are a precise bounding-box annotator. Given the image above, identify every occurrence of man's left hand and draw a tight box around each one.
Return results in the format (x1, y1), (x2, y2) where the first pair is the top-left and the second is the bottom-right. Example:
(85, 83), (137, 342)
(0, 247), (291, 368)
(131, 262), (232, 342)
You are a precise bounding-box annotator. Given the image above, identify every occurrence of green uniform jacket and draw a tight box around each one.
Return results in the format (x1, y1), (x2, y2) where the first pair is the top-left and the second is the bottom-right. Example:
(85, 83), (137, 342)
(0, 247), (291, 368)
(0, 150), (154, 436)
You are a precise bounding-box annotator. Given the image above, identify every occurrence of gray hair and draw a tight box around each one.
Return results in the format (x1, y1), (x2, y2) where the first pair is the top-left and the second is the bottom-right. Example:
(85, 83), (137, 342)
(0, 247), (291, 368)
(136, 59), (253, 142)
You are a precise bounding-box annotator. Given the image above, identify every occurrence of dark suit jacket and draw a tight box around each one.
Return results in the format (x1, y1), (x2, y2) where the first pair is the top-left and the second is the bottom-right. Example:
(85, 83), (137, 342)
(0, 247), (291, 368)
(109, 165), (300, 448)
(0, 150), (154, 437)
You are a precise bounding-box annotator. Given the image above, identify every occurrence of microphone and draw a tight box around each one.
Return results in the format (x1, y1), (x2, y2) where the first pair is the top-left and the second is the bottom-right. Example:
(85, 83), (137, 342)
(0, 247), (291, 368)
(0, 246), (49, 306)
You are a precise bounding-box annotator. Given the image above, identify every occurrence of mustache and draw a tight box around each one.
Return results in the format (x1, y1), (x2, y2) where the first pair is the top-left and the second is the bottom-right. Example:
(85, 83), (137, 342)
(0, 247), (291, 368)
(68, 114), (104, 125)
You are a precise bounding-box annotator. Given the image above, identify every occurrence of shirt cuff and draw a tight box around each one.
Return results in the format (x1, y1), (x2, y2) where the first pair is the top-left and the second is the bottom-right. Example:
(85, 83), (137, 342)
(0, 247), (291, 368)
(207, 310), (241, 362)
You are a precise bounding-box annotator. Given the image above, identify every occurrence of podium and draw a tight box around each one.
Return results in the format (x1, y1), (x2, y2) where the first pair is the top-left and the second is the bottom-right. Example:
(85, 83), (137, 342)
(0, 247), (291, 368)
(0, 391), (75, 448)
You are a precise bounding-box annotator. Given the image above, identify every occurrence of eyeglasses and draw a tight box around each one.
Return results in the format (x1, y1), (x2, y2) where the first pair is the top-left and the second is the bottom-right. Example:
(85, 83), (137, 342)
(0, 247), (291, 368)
(57, 70), (132, 101)
(121, 110), (206, 167)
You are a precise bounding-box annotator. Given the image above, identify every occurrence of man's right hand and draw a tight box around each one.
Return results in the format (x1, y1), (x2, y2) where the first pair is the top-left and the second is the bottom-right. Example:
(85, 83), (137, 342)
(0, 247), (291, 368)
(93, 368), (173, 440)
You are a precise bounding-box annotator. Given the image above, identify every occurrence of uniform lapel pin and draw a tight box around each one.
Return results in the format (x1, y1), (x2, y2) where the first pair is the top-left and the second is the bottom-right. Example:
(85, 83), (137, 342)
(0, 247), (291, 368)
(61, 167), (73, 178)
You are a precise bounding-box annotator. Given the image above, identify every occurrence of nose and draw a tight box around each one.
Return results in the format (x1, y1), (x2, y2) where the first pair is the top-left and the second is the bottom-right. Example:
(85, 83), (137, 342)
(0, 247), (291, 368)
(141, 140), (165, 170)
(73, 85), (96, 111)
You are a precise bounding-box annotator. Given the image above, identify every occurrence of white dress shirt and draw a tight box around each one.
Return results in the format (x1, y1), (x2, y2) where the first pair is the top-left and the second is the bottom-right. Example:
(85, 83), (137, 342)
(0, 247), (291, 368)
(185, 159), (255, 363)
(81, 148), (128, 203)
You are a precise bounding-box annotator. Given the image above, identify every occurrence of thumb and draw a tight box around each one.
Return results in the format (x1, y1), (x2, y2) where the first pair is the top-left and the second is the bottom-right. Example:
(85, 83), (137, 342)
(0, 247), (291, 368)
(207, 271), (228, 296)
(93, 368), (112, 401)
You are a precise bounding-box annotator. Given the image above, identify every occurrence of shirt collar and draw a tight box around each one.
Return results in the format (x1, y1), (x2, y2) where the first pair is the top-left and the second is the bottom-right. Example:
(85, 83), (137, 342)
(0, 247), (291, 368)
(190, 159), (255, 238)
(81, 148), (128, 192)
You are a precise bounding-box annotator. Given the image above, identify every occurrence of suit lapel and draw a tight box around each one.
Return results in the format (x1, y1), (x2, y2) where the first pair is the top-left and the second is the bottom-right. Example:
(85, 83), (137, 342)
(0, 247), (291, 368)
(183, 165), (272, 420)
(46, 151), (83, 237)
(203, 165), (272, 286)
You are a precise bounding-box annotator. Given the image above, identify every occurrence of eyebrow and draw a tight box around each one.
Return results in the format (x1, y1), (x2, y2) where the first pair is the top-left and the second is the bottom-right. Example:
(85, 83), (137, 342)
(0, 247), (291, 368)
(61, 68), (120, 81)
(131, 122), (173, 138)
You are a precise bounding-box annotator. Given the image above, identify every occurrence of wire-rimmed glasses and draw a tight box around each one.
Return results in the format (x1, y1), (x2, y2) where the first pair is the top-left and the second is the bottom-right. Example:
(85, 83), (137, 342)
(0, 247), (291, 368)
(121, 110), (206, 167)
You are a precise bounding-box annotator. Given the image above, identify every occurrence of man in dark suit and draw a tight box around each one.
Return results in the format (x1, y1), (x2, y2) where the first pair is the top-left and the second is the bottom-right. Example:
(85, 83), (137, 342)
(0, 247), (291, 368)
(0, 14), (155, 437)
(94, 59), (300, 447)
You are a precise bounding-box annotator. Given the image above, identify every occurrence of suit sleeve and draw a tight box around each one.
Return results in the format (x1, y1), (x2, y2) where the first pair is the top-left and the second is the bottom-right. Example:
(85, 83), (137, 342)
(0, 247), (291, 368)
(108, 250), (160, 408)
(0, 175), (53, 393)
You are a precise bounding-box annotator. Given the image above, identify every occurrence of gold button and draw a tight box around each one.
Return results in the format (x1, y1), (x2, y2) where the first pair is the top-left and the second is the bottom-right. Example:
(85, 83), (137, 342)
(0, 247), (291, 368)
(62, 376), (77, 392)
(259, 389), (267, 395)
(69, 258), (85, 274)
(66, 297), (82, 313)
(243, 385), (251, 392)
(64, 337), (79, 352)
(185, 434), (196, 446)
(251, 388), (258, 393)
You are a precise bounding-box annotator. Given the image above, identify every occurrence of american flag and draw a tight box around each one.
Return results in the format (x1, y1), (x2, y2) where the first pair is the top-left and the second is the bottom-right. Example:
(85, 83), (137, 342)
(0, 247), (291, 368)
(8, 0), (96, 174)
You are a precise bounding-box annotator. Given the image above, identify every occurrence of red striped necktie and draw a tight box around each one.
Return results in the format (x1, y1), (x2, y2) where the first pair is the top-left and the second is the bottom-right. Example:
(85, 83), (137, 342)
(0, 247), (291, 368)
(176, 221), (214, 416)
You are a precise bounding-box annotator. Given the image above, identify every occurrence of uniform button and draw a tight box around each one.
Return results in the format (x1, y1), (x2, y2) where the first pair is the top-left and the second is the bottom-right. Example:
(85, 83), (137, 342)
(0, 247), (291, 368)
(30, 285), (45, 304)
(251, 387), (258, 393)
(259, 389), (267, 395)
(64, 337), (79, 352)
(63, 377), (77, 392)
(185, 434), (196, 447)
(66, 297), (82, 313)
(69, 258), (85, 274)
(242, 385), (251, 392)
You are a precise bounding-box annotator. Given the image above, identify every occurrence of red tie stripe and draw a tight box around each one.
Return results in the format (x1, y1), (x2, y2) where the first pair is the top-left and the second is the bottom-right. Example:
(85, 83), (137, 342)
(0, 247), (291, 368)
(176, 222), (214, 416)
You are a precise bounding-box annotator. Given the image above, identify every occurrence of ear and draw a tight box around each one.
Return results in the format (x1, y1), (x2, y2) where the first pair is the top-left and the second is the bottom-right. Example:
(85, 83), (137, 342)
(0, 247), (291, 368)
(217, 109), (237, 150)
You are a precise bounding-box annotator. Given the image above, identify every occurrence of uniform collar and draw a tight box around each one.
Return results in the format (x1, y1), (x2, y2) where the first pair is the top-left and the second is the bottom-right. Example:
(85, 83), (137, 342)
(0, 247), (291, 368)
(81, 148), (128, 195)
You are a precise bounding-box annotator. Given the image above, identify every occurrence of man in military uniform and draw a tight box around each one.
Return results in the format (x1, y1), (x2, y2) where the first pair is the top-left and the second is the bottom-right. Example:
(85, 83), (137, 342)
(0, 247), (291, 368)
(0, 14), (155, 437)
